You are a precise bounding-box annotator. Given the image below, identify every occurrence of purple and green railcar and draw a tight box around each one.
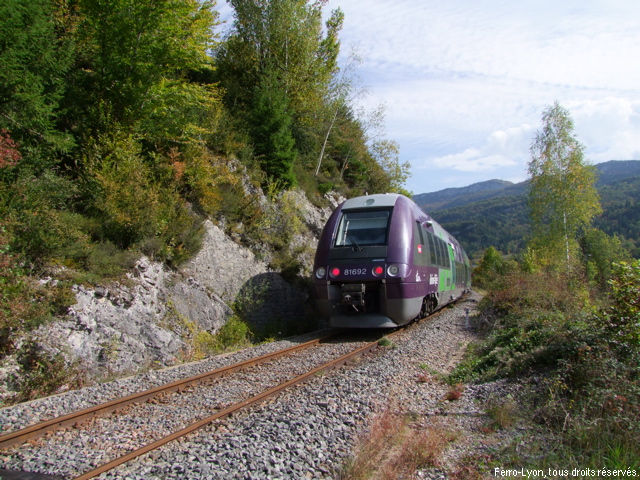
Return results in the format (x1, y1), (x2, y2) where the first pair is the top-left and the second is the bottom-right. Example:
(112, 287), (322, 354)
(313, 193), (471, 328)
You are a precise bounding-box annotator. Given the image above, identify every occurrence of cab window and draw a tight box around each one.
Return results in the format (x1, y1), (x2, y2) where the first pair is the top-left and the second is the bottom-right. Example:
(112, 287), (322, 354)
(334, 209), (390, 247)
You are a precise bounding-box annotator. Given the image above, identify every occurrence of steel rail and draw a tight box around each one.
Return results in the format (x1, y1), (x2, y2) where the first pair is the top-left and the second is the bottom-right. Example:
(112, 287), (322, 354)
(73, 338), (382, 480)
(0, 333), (335, 449)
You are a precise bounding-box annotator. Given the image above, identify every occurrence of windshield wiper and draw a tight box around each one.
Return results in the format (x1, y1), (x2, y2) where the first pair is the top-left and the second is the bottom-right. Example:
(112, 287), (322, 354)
(347, 234), (363, 252)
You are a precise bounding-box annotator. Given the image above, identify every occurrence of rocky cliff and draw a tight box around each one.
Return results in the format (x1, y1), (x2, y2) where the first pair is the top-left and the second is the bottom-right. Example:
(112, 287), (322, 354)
(0, 190), (341, 401)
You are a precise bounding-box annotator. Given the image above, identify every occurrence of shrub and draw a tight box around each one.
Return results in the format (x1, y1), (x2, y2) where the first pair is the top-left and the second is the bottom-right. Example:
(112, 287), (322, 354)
(13, 339), (82, 402)
(604, 260), (640, 353)
(88, 133), (164, 247)
(86, 132), (203, 265)
(3, 172), (90, 263)
(181, 147), (262, 230)
(0, 223), (77, 357)
(213, 315), (251, 351)
(453, 259), (640, 470)
(472, 247), (517, 290)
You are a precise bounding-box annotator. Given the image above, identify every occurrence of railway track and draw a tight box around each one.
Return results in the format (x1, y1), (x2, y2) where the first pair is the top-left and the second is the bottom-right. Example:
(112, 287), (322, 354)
(0, 327), (409, 479)
(0, 333), (333, 450)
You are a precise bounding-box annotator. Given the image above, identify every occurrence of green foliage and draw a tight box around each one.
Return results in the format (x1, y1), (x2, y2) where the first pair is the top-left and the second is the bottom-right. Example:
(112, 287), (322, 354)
(451, 269), (593, 382)
(73, 0), (219, 134)
(218, 0), (340, 127)
(249, 74), (297, 189)
(192, 316), (252, 359)
(472, 247), (517, 289)
(603, 260), (640, 353)
(528, 102), (602, 269)
(370, 139), (410, 194)
(212, 315), (252, 351)
(181, 146), (263, 233)
(137, 79), (225, 148)
(451, 254), (640, 469)
(86, 132), (203, 264)
(13, 340), (82, 402)
(87, 134), (159, 246)
(580, 228), (630, 288)
(0, 0), (74, 169)
(217, 0), (406, 196)
(595, 176), (640, 258)
(2, 172), (90, 263)
(377, 337), (395, 348)
(0, 236), (73, 356)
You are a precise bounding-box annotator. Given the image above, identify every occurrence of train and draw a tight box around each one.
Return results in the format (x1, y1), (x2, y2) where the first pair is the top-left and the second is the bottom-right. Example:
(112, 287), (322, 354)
(313, 193), (471, 328)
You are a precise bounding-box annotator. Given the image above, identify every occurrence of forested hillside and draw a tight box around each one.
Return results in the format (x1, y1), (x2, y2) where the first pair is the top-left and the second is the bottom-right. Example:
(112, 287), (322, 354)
(415, 160), (640, 258)
(0, 0), (410, 355)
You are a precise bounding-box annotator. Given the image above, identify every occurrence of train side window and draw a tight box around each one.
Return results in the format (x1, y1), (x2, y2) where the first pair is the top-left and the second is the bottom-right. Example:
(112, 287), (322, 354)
(415, 221), (425, 245)
(436, 237), (444, 266)
(442, 240), (448, 267)
(426, 232), (437, 265)
(444, 243), (451, 268)
(413, 222), (427, 266)
(419, 224), (431, 264)
(439, 238), (450, 268)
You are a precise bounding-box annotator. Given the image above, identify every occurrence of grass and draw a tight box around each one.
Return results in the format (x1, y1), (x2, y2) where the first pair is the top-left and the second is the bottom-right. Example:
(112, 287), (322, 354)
(485, 397), (518, 430)
(377, 337), (395, 348)
(340, 408), (456, 480)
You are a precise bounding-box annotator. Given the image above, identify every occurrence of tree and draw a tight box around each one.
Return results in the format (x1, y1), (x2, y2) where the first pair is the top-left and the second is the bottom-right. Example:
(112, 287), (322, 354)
(0, 0), (74, 170)
(528, 102), (602, 270)
(218, 0), (341, 120)
(314, 50), (358, 177)
(250, 73), (297, 188)
(216, 0), (343, 179)
(370, 139), (410, 195)
(70, 0), (220, 146)
(580, 228), (630, 288)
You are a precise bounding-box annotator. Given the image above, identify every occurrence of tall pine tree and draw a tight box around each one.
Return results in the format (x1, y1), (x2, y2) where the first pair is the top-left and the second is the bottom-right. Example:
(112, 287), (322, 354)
(250, 73), (296, 188)
(0, 0), (74, 171)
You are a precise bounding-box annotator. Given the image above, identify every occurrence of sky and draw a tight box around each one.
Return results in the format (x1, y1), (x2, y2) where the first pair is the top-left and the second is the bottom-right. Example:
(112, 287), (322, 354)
(216, 1), (640, 194)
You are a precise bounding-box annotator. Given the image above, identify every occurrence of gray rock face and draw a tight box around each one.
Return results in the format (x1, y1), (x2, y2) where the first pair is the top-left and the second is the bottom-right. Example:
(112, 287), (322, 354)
(181, 220), (268, 304)
(17, 191), (334, 386)
(39, 258), (190, 376)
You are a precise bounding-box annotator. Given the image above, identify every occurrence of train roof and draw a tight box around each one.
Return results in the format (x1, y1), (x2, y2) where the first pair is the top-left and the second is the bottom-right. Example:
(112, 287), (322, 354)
(341, 193), (400, 210)
(337, 193), (468, 261)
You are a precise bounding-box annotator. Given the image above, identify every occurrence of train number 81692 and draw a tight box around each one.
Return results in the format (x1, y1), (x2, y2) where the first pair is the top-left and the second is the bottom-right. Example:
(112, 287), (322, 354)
(343, 267), (368, 276)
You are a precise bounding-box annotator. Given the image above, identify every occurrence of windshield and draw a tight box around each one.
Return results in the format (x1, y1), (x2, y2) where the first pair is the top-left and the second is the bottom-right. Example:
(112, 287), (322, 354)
(334, 209), (390, 247)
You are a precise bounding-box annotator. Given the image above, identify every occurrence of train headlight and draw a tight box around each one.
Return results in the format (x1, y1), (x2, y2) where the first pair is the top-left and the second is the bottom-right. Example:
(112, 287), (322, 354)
(315, 267), (326, 279)
(387, 264), (400, 277)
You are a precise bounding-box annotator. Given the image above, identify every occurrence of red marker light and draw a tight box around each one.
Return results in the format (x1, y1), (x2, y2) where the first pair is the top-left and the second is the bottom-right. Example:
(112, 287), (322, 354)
(417, 244), (423, 254)
(330, 267), (341, 277)
(373, 265), (384, 276)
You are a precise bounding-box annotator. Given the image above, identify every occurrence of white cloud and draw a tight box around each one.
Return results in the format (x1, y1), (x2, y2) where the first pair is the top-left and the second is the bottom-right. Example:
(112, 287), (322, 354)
(428, 124), (534, 172)
(331, 1), (640, 92)
(569, 97), (640, 162)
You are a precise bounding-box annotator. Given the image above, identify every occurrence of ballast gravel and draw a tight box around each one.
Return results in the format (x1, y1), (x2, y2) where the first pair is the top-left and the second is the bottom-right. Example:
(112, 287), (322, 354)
(0, 293), (499, 479)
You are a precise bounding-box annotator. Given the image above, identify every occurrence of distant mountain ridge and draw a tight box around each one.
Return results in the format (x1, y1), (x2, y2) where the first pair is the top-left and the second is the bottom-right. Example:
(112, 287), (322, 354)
(413, 179), (514, 211)
(413, 160), (640, 258)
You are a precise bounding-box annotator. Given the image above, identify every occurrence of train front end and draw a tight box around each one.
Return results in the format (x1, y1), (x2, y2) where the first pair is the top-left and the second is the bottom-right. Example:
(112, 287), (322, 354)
(313, 194), (422, 328)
